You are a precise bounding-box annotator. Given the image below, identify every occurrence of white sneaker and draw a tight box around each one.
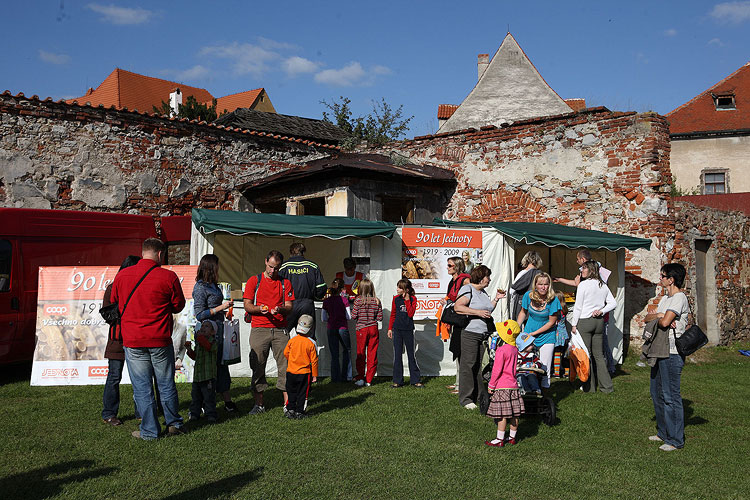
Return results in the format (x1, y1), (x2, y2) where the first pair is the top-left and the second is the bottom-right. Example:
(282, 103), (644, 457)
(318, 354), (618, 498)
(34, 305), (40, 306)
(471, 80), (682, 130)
(464, 402), (477, 410)
(365, 382), (371, 387)
(354, 379), (365, 387)
(648, 435), (663, 442)
(659, 443), (678, 451)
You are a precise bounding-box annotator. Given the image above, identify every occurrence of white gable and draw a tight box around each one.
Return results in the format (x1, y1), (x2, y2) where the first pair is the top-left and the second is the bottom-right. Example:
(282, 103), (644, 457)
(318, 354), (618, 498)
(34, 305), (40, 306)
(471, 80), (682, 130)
(439, 33), (573, 133)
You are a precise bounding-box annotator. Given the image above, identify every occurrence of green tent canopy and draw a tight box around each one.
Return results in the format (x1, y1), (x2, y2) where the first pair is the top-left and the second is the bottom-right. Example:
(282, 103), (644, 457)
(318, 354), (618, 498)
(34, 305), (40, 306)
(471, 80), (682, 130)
(433, 219), (651, 251)
(192, 208), (396, 239)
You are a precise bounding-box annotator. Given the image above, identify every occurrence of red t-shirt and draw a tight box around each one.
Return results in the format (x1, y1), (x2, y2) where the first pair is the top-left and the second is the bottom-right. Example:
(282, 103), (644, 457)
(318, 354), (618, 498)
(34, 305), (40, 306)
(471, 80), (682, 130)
(243, 274), (295, 328)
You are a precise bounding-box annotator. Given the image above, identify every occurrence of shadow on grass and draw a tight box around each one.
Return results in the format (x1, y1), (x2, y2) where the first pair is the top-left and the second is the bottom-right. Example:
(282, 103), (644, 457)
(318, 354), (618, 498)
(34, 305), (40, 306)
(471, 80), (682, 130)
(684, 398), (708, 427)
(0, 361), (31, 386)
(160, 468), (263, 500)
(311, 391), (375, 415)
(0, 459), (116, 500)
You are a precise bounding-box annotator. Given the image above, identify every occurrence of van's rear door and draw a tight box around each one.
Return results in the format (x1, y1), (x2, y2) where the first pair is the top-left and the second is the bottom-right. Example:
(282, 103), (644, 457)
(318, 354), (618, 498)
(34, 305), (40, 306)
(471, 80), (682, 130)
(0, 239), (20, 362)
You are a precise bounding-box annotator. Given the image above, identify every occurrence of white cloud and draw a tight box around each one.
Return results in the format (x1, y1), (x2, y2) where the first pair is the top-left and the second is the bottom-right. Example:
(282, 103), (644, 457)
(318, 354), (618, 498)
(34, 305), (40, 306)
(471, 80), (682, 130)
(199, 42), (280, 77)
(664, 28), (677, 36)
(708, 37), (725, 46)
(38, 49), (70, 65)
(710, 1), (750, 23)
(314, 62), (392, 87)
(87, 3), (153, 24)
(173, 65), (211, 81)
(257, 37), (297, 51)
(282, 56), (321, 76)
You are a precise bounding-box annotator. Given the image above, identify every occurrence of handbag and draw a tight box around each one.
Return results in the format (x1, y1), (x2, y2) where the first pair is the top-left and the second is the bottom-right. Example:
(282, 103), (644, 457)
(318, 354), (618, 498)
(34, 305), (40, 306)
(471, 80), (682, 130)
(440, 302), (470, 328)
(675, 324), (708, 356)
(99, 264), (158, 326)
(222, 318), (241, 365)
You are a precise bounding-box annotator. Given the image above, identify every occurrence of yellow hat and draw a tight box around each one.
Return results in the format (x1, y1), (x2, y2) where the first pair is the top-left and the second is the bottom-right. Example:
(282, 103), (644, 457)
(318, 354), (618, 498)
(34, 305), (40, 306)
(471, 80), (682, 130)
(496, 320), (521, 346)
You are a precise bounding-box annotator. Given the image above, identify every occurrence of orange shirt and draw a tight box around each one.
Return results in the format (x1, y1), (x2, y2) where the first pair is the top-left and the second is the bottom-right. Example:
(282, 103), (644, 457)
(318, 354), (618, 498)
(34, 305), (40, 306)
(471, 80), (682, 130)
(284, 335), (319, 376)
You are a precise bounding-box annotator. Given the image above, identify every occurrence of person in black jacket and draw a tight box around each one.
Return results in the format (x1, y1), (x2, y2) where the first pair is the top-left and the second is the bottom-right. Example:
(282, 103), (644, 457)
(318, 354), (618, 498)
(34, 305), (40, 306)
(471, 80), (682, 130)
(279, 243), (326, 339)
(510, 251), (542, 321)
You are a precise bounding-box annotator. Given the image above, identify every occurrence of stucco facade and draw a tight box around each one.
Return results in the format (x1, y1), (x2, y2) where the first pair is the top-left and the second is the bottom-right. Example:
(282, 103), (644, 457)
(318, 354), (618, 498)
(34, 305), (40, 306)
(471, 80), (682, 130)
(670, 135), (750, 193)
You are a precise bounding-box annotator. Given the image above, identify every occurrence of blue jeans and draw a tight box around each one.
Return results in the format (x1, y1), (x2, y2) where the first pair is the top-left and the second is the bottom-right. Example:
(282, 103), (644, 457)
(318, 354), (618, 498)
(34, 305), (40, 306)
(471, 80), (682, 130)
(327, 327), (352, 382)
(650, 353), (685, 448)
(392, 329), (421, 386)
(125, 346), (183, 440)
(102, 358), (125, 420)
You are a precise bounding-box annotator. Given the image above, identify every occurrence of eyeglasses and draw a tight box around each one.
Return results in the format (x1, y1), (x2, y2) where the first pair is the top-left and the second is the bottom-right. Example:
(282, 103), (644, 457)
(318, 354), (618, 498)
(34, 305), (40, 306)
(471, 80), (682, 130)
(447, 264), (455, 268)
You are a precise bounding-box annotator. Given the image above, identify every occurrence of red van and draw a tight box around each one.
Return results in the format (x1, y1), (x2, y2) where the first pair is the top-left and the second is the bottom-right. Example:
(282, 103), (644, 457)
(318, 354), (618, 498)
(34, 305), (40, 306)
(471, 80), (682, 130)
(0, 208), (158, 365)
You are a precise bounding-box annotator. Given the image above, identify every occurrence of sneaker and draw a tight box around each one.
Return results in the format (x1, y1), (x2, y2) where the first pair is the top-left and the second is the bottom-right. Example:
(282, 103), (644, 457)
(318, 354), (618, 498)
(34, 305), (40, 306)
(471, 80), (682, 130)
(484, 439), (505, 447)
(283, 406), (290, 417)
(294, 411), (308, 420)
(365, 382), (371, 387)
(659, 443), (679, 452)
(103, 417), (123, 426)
(187, 413), (200, 422)
(506, 437), (517, 445)
(167, 425), (187, 436)
(131, 430), (142, 439)
(464, 403), (478, 410)
(224, 401), (238, 413)
(354, 379), (365, 387)
(648, 435), (663, 442)
(285, 409), (297, 419)
(248, 404), (266, 415)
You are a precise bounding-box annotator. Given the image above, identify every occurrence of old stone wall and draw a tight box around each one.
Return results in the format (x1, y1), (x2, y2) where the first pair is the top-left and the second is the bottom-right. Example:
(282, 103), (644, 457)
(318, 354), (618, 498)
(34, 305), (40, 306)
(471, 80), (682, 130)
(373, 107), (674, 339)
(0, 93), (335, 218)
(674, 201), (750, 344)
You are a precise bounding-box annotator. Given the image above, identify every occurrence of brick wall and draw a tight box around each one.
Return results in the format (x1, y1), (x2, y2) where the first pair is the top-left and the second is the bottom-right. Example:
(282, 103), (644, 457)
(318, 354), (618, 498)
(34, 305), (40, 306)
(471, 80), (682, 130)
(0, 93), (335, 220)
(371, 107), (675, 339)
(674, 201), (750, 344)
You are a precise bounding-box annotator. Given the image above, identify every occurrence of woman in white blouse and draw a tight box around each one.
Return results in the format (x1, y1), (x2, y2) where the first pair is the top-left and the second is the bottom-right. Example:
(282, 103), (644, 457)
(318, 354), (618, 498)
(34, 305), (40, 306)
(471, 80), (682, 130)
(570, 261), (617, 393)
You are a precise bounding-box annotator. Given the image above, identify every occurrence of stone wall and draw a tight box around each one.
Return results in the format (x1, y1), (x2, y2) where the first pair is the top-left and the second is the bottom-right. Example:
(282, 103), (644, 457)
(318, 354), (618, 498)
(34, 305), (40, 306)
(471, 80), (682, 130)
(372, 107), (674, 338)
(674, 201), (750, 344)
(0, 93), (336, 218)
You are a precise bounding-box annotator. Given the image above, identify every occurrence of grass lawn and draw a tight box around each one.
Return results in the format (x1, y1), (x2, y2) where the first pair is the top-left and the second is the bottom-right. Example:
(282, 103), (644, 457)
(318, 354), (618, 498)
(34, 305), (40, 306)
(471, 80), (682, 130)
(1, 345), (749, 500)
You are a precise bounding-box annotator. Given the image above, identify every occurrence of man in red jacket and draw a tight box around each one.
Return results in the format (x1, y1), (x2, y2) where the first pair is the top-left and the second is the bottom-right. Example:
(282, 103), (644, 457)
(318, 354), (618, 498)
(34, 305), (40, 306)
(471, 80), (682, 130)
(111, 238), (186, 440)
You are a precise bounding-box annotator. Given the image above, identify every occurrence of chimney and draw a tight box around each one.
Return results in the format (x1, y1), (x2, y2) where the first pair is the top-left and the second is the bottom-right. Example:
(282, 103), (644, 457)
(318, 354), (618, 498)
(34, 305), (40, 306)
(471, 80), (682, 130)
(169, 88), (182, 117)
(478, 54), (489, 81)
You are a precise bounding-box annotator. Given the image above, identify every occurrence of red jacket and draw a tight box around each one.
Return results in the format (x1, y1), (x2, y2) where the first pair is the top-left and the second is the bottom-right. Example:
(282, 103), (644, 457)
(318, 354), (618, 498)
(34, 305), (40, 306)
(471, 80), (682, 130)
(388, 294), (417, 331)
(111, 258), (186, 348)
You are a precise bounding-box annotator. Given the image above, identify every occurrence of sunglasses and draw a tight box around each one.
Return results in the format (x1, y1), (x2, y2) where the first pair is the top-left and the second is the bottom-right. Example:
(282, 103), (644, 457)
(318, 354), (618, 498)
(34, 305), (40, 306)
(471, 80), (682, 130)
(447, 264), (455, 268)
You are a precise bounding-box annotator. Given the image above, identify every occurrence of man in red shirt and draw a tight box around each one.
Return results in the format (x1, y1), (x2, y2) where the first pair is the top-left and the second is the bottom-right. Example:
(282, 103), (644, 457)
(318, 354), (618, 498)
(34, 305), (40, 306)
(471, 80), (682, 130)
(111, 238), (186, 440)
(243, 250), (295, 415)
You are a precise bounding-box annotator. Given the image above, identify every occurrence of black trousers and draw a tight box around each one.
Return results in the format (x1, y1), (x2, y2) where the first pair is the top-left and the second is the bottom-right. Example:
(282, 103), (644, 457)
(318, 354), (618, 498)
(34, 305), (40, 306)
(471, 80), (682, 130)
(286, 372), (311, 413)
(189, 378), (217, 420)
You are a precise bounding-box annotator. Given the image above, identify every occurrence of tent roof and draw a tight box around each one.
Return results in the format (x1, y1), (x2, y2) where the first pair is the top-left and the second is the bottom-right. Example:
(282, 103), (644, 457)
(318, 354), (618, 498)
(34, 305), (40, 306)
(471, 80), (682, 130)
(192, 208), (396, 239)
(433, 219), (651, 251)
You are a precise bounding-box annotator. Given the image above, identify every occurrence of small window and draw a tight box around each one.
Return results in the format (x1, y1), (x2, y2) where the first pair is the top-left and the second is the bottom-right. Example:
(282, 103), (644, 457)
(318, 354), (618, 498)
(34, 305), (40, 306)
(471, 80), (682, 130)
(255, 200), (287, 214)
(0, 239), (11, 292)
(703, 172), (726, 194)
(382, 197), (414, 224)
(298, 197), (325, 216)
(713, 94), (736, 110)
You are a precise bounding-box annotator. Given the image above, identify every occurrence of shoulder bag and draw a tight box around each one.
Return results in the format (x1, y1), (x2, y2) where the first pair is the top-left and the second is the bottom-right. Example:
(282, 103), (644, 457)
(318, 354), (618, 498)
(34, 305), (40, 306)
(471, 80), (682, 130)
(99, 264), (159, 326)
(440, 291), (472, 328)
(673, 298), (708, 356)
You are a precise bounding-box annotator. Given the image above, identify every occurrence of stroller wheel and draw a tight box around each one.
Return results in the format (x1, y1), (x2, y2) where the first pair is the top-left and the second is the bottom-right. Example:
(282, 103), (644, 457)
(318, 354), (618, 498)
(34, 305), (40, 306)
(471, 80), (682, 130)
(541, 396), (556, 426)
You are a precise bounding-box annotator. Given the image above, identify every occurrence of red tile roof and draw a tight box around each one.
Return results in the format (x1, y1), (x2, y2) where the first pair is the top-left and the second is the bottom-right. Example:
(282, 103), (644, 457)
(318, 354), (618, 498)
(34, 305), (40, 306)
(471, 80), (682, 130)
(564, 98), (587, 111)
(67, 68), (265, 115)
(437, 104), (458, 119)
(667, 62), (750, 135)
(676, 193), (750, 217)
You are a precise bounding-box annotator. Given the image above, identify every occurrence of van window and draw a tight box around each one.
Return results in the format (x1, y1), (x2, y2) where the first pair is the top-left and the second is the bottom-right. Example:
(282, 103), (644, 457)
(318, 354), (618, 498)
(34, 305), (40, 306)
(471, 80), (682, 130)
(0, 240), (10, 292)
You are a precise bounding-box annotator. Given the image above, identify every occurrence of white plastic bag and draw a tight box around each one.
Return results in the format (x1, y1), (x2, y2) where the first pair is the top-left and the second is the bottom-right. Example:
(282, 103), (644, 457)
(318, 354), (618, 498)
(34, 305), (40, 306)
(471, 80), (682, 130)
(222, 318), (241, 365)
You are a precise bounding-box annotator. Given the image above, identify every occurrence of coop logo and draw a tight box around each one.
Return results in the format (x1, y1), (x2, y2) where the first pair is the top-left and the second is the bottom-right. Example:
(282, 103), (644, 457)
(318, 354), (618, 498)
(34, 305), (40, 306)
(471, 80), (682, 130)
(413, 282), (425, 289)
(88, 366), (109, 377)
(41, 368), (79, 378)
(428, 282), (441, 289)
(45, 305), (69, 315)
(405, 249), (418, 256)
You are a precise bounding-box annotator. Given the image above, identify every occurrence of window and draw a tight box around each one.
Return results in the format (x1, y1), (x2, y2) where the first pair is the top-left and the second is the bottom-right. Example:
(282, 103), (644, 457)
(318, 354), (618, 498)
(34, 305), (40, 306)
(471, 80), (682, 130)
(381, 197), (414, 223)
(0, 239), (11, 292)
(297, 197), (325, 216)
(713, 93), (736, 110)
(702, 170), (728, 194)
(255, 200), (287, 214)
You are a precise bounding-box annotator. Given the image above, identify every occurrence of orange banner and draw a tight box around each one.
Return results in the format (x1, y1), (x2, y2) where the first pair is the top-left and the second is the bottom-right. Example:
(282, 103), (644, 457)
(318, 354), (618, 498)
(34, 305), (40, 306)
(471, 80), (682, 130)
(401, 228), (482, 248)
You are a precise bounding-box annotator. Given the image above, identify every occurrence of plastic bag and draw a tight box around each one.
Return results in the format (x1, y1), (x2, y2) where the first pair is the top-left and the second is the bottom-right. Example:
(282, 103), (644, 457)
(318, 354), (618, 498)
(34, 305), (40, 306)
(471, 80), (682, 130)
(222, 318), (241, 365)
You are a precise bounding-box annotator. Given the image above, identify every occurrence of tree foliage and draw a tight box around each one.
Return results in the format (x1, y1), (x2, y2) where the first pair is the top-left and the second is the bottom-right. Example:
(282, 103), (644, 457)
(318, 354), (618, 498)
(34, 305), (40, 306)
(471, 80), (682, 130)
(321, 96), (413, 147)
(153, 95), (218, 122)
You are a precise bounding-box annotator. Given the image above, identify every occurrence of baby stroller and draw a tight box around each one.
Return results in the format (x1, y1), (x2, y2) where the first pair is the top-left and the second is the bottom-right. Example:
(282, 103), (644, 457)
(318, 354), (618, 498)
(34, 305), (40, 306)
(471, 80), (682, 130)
(482, 333), (556, 426)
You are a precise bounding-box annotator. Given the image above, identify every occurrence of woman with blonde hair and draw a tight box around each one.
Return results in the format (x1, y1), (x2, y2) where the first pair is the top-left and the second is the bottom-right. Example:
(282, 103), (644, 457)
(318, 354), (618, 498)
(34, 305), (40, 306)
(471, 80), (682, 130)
(351, 278), (383, 387)
(516, 272), (561, 390)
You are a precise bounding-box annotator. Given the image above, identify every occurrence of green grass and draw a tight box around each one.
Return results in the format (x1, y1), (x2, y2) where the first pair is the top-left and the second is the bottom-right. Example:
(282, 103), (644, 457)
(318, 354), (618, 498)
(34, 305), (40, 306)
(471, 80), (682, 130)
(1, 345), (749, 499)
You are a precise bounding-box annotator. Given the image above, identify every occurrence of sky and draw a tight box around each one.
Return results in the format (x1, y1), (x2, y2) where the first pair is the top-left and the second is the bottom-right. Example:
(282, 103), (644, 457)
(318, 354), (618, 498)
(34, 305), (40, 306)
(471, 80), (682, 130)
(2, 1), (749, 137)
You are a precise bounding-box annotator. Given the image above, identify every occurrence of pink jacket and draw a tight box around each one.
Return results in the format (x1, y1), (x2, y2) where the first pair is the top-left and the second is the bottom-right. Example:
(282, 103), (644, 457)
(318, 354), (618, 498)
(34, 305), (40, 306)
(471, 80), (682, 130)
(488, 343), (519, 390)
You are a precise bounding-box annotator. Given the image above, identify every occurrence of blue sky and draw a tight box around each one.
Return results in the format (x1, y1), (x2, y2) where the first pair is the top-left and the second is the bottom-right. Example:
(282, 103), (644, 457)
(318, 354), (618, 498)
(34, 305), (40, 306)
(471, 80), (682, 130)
(2, 1), (749, 137)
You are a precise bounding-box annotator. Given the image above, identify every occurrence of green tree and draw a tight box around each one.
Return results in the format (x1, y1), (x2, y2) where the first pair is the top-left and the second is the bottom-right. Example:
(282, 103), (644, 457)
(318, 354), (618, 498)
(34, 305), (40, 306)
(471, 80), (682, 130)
(153, 95), (218, 122)
(321, 96), (413, 148)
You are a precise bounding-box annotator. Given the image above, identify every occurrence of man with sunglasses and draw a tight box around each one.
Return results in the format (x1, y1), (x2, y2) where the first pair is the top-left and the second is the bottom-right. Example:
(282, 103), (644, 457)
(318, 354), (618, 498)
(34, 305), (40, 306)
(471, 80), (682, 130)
(243, 250), (295, 415)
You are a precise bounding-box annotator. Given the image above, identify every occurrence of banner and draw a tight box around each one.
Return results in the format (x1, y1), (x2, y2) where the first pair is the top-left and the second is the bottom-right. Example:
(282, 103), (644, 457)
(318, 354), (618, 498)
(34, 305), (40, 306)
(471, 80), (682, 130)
(401, 228), (482, 319)
(31, 265), (198, 386)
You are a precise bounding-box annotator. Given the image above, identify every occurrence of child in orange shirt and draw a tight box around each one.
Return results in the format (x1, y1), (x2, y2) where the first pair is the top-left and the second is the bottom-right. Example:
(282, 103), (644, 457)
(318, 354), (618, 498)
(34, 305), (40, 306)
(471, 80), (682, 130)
(283, 314), (319, 419)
